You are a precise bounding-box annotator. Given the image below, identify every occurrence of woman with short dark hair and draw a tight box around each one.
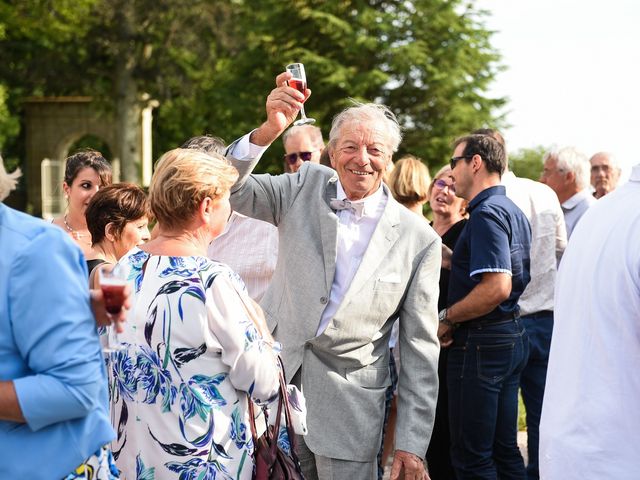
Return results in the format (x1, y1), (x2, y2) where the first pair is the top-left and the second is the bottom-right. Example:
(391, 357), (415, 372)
(85, 182), (151, 285)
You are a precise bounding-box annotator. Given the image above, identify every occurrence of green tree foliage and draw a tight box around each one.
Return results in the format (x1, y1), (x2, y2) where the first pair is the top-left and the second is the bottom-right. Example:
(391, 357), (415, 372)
(0, 0), (506, 180)
(510, 145), (549, 181)
(198, 0), (507, 173)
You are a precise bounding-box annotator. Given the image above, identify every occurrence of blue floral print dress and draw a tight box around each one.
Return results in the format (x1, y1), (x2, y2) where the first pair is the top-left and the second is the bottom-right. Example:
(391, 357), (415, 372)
(107, 248), (280, 480)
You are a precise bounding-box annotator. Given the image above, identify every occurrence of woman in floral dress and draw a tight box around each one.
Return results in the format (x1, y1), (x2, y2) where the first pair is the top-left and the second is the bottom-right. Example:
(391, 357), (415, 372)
(107, 148), (280, 480)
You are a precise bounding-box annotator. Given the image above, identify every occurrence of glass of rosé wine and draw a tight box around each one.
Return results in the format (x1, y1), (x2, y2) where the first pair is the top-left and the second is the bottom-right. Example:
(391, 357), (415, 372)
(98, 264), (128, 352)
(286, 63), (315, 126)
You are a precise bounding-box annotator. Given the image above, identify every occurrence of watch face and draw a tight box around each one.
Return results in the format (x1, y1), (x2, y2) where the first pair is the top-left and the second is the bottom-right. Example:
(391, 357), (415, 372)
(439, 309), (447, 322)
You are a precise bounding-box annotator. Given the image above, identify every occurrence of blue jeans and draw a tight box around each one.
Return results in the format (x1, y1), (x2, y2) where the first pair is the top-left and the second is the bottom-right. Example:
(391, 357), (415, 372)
(447, 318), (529, 480)
(519, 311), (553, 480)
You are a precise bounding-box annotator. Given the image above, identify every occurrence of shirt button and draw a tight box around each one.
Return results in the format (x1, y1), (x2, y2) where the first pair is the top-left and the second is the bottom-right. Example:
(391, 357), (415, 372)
(320, 296), (328, 304)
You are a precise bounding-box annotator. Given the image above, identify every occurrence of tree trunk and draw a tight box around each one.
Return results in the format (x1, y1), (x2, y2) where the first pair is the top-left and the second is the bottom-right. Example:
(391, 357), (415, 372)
(114, 2), (141, 183)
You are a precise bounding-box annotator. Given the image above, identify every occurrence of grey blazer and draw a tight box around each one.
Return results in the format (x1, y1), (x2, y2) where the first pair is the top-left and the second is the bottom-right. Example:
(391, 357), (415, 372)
(229, 159), (441, 461)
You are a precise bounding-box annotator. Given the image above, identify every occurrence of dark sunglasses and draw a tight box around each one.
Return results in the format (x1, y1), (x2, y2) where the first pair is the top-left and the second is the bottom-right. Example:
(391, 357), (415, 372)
(434, 178), (456, 193)
(450, 154), (475, 169)
(284, 151), (316, 165)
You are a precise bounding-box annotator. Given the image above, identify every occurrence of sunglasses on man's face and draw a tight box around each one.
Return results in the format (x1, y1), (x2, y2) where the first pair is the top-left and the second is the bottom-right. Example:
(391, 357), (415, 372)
(284, 151), (316, 165)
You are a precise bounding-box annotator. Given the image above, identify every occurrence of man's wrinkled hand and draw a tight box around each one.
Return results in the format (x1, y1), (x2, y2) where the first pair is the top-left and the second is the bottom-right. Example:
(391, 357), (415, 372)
(390, 450), (429, 480)
(251, 71), (311, 146)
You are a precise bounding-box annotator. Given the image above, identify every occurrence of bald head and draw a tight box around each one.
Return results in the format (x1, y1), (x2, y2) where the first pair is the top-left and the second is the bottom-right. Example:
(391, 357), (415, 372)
(283, 125), (325, 173)
(590, 151), (620, 198)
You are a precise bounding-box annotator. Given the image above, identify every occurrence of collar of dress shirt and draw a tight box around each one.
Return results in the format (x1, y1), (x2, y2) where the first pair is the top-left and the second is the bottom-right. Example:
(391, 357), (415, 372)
(562, 189), (592, 210)
(630, 163), (640, 182)
(335, 181), (385, 218)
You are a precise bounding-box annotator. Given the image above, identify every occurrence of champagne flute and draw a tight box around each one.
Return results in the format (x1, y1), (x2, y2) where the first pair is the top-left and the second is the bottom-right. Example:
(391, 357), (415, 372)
(99, 264), (128, 352)
(286, 63), (315, 126)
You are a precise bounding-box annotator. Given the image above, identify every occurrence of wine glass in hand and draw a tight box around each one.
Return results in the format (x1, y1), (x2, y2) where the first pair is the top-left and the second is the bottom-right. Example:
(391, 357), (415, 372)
(286, 63), (315, 126)
(98, 264), (128, 352)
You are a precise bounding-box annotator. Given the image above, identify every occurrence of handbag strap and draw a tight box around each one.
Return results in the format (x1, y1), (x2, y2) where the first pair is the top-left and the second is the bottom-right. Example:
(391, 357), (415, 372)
(247, 358), (302, 464)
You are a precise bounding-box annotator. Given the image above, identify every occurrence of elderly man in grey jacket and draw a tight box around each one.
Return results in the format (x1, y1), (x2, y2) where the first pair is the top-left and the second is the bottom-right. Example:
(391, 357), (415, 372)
(227, 72), (441, 480)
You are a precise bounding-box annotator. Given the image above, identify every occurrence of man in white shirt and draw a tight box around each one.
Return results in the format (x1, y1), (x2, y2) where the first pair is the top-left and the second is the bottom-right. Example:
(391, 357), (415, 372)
(539, 162), (640, 480)
(228, 72), (441, 480)
(539, 146), (595, 238)
(476, 129), (567, 480)
(181, 135), (279, 302)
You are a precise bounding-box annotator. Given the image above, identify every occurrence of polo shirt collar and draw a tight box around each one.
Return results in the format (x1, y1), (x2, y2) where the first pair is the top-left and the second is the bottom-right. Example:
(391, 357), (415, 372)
(467, 185), (506, 213)
(562, 189), (592, 210)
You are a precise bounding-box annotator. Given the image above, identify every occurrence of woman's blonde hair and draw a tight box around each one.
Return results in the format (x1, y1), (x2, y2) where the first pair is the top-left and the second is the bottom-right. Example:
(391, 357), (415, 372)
(149, 148), (238, 230)
(387, 155), (431, 207)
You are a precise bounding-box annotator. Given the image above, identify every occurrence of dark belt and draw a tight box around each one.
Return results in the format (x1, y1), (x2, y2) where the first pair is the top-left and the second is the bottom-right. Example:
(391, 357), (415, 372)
(457, 310), (521, 329)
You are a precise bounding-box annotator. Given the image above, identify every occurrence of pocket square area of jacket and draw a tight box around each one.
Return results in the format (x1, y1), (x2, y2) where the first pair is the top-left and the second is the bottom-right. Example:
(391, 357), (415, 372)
(377, 273), (402, 283)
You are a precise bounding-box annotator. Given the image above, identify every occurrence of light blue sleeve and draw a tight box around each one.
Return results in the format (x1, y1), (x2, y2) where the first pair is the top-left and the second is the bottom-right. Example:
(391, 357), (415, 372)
(10, 227), (108, 431)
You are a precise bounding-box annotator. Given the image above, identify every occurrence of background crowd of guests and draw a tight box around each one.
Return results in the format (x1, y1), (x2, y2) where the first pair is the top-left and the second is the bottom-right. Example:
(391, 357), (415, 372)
(1, 69), (638, 480)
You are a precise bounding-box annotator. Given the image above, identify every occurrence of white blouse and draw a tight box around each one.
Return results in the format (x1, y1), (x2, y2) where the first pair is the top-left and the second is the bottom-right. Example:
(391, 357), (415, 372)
(107, 248), (279, 480)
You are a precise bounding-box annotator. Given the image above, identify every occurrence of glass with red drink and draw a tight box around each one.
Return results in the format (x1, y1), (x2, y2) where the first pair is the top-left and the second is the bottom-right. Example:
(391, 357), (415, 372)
(98, 265), (128, 352)
(286, 63), (315, 126)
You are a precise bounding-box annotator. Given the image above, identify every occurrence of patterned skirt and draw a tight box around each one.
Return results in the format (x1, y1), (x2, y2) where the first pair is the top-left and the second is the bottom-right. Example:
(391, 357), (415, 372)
(63, 445), (120, 480)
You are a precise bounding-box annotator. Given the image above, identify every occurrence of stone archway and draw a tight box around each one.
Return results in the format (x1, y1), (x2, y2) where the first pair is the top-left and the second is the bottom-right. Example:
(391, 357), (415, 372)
(23, 96), (156, 217)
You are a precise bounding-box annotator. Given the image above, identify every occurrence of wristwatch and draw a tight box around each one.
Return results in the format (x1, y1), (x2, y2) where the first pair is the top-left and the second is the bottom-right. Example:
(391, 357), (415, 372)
(438, 308), (456, 329)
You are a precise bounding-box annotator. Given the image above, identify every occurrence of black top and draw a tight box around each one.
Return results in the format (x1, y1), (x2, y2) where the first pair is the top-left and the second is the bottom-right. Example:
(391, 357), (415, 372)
(86, 258), (107, 277)
(447, 185), (532, 320)
(434, 219), (467, 311)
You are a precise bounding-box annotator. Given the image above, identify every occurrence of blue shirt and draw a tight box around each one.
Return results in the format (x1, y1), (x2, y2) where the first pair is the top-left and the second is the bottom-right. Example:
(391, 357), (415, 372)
(447, 185), (531, 321)
(0, 204), (114, 479)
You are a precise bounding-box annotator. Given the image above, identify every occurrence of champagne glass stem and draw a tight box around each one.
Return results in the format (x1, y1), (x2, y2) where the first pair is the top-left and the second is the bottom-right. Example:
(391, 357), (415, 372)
(299, 104), (309, 121)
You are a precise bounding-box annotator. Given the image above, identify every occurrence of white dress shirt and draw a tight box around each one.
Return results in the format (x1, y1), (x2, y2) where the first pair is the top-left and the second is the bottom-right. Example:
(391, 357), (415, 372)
(208, 212), (278, 302)
(561, 188), (596, 238)
(539, 164), (640, 480)
(502, 171), (567, 315)
(227, 131), (269, 161)
(213, 134), (277, 302)
(316, 182), (387, 335)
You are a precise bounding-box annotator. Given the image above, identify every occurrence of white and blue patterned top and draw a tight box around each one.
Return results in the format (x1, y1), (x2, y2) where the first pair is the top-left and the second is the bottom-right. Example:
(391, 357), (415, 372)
(108, 248), (280, 480)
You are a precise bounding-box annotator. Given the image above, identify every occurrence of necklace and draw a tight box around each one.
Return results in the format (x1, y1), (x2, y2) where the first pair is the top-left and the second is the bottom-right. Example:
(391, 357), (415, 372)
(64, 214), (92, 246)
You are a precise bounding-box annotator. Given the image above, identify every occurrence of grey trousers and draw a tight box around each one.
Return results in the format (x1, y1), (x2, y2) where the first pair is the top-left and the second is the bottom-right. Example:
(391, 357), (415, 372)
(296, 435), (377, 480)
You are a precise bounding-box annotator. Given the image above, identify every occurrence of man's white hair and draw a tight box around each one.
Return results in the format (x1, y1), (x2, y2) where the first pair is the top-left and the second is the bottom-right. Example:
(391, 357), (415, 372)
(544, 146), (590, 190)
(0, 154), (21, 202)
(589, 151), (621, 171)
(328, 101), (402, 153)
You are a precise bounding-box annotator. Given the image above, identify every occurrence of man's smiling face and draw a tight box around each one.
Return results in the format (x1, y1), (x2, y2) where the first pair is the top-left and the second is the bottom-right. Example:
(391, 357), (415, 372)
(330, 119), (392, 201)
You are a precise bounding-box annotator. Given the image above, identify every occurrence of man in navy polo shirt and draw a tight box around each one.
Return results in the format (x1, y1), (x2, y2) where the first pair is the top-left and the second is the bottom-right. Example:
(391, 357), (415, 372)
(437, 133), (531, 480)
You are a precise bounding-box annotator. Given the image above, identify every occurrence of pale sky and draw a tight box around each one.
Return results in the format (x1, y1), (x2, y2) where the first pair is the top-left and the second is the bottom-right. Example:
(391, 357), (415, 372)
(476, 0), (640, 178)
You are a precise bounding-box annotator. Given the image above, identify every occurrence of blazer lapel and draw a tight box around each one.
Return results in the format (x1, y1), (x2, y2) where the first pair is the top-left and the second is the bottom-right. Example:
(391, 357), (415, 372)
(319, 176), (339, 292)
(344, 187), (401, 298)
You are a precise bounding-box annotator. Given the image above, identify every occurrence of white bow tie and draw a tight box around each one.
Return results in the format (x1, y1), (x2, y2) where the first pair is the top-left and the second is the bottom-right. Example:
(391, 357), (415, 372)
(330, 198), (365, 218)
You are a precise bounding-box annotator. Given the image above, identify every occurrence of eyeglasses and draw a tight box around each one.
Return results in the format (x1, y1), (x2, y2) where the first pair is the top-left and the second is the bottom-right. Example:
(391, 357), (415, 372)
(450, 154), (475, 169)
(434, 178), (456, 193)
(283, 151), (316, 165)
